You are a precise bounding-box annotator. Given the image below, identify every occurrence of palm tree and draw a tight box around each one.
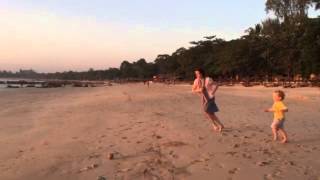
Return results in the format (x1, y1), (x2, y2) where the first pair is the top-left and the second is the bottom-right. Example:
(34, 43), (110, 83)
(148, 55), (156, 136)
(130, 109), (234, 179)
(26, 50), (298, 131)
(265, 0), (313, 24)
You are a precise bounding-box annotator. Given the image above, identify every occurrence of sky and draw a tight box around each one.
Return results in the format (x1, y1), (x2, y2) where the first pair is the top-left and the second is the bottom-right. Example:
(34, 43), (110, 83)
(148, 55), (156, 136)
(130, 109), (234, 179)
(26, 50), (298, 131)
(0, 1), (318, 73)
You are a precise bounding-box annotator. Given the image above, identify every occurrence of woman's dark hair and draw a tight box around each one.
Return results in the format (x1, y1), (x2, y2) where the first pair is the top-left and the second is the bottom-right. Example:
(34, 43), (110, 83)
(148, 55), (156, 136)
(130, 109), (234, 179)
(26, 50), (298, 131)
(194, 68), (205, 77)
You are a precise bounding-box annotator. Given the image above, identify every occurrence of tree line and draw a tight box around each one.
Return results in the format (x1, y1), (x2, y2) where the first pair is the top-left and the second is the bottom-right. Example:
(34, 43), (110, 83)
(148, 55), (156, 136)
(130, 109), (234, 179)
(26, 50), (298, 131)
(1, 0), (320, 81)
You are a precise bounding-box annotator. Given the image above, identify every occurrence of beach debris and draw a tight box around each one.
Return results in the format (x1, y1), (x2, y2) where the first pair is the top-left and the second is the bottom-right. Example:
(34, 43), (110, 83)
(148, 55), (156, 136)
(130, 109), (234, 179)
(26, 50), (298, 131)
(107, 151), (123, 160)
(79, 164), (99, 172)
(97, 176), (107, 180)
(108, 153), (114, 160)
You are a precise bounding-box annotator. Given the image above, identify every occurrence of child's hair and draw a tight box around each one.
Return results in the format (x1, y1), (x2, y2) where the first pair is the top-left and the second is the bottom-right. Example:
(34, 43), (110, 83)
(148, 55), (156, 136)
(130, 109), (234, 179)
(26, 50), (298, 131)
(274, 90), (285, 100)
(194, 68), (205, 77)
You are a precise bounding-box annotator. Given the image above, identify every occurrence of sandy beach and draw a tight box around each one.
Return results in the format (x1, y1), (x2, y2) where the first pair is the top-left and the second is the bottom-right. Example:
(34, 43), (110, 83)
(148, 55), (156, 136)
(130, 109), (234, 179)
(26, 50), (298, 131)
(0, 83), (319, 180)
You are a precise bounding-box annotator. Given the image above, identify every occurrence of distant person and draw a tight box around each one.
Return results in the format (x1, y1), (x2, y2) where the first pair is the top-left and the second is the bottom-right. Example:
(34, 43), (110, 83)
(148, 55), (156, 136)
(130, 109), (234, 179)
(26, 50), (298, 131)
(264, 90), (288, 143)
(143, 80), (150, 88)
(192, 68), (224, 132)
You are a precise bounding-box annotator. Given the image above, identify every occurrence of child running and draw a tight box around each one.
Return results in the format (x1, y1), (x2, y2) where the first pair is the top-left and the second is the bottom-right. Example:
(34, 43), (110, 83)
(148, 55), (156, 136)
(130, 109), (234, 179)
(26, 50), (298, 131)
(264, 90), (288, 143)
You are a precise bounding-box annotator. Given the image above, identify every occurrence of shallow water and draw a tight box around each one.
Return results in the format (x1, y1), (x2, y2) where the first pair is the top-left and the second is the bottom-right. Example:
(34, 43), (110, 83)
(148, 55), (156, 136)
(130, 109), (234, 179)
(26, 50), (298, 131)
(0, 78), (42, 89)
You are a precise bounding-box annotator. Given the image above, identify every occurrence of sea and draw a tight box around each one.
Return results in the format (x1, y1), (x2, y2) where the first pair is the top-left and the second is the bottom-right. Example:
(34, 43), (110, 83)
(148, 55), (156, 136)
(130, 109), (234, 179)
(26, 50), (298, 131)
(0, 78), (42, 89)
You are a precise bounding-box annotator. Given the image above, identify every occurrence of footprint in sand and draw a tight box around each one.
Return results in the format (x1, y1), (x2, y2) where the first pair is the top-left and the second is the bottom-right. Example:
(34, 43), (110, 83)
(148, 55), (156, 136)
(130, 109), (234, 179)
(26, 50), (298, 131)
(225, 151), (237, 157)
(241, 135), (250, 139)
(172, 154), (179, 159)
(256, 161), (272, 166)
(151, 133), (163, 140)
(232, 144), (240, 148)
(282, 161), (295, 166)
(120, 127), (132, 132)
(264, 173), (274, 180)
(262, 138), (272, 143)
(99, 135), (106, 138)
(162, 141), (188, 147)
(217, 163), (225, 169)
(88, 154), (101, 159)
(218, 138), (224, 143)
(228, 168), (240, 174)
(242, 153), (252, 159)
(122, 92), (132, 101)
(153, 112), (164, 116)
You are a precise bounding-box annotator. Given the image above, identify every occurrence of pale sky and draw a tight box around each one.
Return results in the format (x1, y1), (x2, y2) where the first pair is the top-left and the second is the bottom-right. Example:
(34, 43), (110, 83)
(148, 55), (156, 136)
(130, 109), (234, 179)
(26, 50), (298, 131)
(0, 1), (318, 72)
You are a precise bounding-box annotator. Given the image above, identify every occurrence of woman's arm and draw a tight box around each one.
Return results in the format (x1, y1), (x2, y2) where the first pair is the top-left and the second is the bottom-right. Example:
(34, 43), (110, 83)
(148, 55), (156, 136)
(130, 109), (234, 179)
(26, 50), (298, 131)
(206, 78), (218, 95)
(212, 84), (218, 95)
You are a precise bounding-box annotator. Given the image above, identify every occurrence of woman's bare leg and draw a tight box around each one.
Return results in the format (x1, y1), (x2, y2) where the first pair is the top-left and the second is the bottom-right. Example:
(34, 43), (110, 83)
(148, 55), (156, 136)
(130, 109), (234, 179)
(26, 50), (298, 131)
(205, 113), (219, 130)
(207, 113), (224, 132)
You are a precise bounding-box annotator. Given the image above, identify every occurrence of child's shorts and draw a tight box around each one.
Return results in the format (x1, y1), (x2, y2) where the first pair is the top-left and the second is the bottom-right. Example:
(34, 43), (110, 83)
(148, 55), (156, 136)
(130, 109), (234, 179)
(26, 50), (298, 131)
(271, 119), (285, 129)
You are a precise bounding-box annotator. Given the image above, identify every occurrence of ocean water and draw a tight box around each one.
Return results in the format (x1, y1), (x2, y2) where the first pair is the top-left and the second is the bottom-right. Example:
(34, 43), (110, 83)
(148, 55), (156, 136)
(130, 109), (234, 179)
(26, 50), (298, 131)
(0, 78), (40, 89)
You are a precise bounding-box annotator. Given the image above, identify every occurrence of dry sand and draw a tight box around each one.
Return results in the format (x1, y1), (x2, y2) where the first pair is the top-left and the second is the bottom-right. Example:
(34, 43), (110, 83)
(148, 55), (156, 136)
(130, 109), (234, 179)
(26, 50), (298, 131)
(0, 84), (319, 180)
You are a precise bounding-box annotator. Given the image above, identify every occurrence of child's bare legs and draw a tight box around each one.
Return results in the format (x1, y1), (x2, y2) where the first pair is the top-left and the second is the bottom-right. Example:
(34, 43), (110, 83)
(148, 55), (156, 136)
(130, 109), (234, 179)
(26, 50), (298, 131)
(271, 127), (278, 141)
(206, 113), (224, 132)
(278, 128), (288, 143)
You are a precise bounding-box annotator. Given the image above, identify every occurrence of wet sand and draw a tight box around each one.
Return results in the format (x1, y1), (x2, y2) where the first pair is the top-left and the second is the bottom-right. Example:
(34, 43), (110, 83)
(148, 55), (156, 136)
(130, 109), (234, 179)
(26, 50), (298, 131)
(0, 84), (319, 180)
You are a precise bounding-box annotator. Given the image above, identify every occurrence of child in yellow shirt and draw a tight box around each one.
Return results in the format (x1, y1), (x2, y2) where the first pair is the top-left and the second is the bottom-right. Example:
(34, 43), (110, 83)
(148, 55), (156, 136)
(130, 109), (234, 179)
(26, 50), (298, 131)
(265, 90), (288, 143)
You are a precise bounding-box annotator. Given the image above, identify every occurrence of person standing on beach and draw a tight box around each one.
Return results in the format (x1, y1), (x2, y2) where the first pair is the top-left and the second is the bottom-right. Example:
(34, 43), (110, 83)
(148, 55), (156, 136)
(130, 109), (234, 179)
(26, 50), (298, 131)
(192, 68), (224, 132)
